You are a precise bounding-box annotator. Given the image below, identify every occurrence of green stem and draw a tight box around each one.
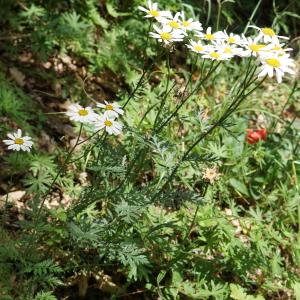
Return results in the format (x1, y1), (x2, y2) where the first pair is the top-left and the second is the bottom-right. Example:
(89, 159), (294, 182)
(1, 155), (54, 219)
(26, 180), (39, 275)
(128, 57), (204, 185)
(155, 61), (220, 134)
(95, 132), (108, 165)
(185, 184), (209, 240)
(35, 124), (83, 219)
(122, 37), (165, 110)
(183, 54), (199, 97)
(216, 0), (222, 31)
(69, 130), (103, 164)
(281, 115), (297, 139)
(122, 69), (148, 109)
(150, 75), (266, 203)
(153, 53), (171, 128)
(117, 60), (218, 191)
(205, 0), (212, 26)
(138, 103), (160, 129)
(243, 0), (263, 34)
(271, 80), (297, 132)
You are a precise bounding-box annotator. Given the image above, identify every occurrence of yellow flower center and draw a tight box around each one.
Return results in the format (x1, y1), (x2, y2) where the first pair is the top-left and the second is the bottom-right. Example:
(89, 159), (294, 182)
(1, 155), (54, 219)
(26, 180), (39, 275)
(224, 47), (232, 54)
(182, 20), (191, 27)
(249, 44), (265, 52)
(104, 120), (113, 127)
(78, 109), (89, 116)
(168, 20), (180, 29)
(228, 36), (236, 43)
(210, 52), (220, 59)
(205, 33), (215, 40)
(262, 27), (275, 36)
(272, 46), (282, 51)
(266, 58), (280, 68)
(15, 138), (24, 145)
(106, 104), (113, 110)
(160, 32), (172, 41)
(194, 45), (204, 52)
(149, 10), (159, 17)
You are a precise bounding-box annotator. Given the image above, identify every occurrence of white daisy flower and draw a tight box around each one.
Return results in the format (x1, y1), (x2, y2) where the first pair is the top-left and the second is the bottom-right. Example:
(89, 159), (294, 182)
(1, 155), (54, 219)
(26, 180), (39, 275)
(213, 41), (244, 58)
(249, 26), (289, 44)
(196, 27), (224, 42)
(138, 1), (171, 20)
(97, 101), (124, 119)
(240, 36), (266, 57)
(66, 104), (97, 124)
(263, 42), (293, 56)
(149, 25), (185, 45)
(221, 31), (242, 45)
(186, 40), (210, 54)
(3, 129), (33, 152)
(202, 48), (230, 61)
(179, 11), (203, 31)
(93, 115), (123, 135)
(159, 12), (182, 30)
(258, 53), (295, 83)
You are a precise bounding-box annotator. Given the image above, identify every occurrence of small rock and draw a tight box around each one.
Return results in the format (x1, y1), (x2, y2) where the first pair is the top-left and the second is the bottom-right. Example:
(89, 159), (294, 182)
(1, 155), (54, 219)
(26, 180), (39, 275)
(60, 54), (72, 65)
(0, 190), (26, 209)
(42, 61), (52, 69)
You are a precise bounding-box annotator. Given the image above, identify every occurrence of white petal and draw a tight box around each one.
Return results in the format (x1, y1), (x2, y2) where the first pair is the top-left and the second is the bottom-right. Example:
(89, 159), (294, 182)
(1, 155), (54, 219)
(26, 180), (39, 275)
(275, 70), (282, 83)
(17, 129), (22, 138)
(3, 139), (15, 145)
(257, 68), (268, 78)
(104, 110), (118, 119)
(138, 6), (148, 12)
(106, 127), (113, 135)
(153, 25), (161, 33)
(20, 145), (27, 151)
(24, 141), (33, 147)
(267, 66), (274, 77)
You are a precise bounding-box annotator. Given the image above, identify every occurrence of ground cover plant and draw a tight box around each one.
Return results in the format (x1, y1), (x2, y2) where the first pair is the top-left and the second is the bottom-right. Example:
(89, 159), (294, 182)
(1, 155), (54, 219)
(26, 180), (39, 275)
(0, 0), (300, 299)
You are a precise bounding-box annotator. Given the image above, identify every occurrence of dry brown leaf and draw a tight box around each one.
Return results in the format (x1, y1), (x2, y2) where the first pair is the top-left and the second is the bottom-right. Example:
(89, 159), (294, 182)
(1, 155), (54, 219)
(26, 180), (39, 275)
(9, 67), (26, 86)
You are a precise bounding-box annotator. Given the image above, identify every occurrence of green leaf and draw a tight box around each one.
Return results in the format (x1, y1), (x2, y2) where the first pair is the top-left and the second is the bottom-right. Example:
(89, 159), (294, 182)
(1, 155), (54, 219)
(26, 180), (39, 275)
(230, 284), (265, 300)
(229, 178), (249, 196)
(157, 270), (167, 285)
(230, 284), (248, 300)
(293, 282), (300, 300)
(106, 2), (131, 18)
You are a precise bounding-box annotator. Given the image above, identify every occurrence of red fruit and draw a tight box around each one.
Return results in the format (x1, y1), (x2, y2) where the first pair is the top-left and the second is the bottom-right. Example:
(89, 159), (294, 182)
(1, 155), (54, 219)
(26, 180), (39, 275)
(257, 128), (267, 140)
(246, 128), (267, 144)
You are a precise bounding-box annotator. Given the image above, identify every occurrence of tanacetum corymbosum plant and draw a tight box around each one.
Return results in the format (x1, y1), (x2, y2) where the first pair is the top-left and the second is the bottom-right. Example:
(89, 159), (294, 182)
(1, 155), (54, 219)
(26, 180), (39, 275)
(0, 1), (298, 299)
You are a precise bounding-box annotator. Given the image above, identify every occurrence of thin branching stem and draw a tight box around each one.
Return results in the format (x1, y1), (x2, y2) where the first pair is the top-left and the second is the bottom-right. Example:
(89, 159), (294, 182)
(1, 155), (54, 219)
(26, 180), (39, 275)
(185, 183), (209, 240)
(155, 61), (220, 133)
(151, 75), (266, 203)
(35, 124), (83, 220)
(154, 53), (171, 128)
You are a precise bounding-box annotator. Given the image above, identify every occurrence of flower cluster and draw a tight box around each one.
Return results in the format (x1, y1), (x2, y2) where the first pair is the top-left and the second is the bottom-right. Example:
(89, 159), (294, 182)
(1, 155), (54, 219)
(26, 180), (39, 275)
(2, 101), (124, 152)
(66, 101), (124, 135)
(139, 1), (296, 83)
